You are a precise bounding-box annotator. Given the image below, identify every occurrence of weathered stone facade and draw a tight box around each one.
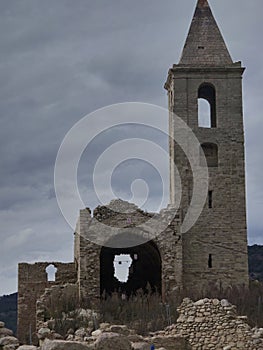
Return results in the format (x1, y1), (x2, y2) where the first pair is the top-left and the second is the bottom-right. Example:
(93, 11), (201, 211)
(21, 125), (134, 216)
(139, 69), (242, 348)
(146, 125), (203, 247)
(17, 0), (249, 344)
(17, 263), (77, 344)
(164, 0), (249, 292)
(75, 201), (182, 304)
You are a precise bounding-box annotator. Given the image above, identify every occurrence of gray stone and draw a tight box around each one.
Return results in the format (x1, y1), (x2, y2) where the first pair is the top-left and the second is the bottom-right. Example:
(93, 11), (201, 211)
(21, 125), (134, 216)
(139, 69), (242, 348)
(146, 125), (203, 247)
(2, 345), (18, 350)
(109, 325), (130, 336)
(38, 327), (51, 340)
(0, 327), (13, 337)
(131, 342), (149, 350)
(194, 299), (205, 306)
(94, 332), (132, 350)
(41, 339), (90, 350)
(75, 328), (87, 338)
(0, 336), (19, 346)
(221, 299), (230, 307)
(91, 329), (102, 337)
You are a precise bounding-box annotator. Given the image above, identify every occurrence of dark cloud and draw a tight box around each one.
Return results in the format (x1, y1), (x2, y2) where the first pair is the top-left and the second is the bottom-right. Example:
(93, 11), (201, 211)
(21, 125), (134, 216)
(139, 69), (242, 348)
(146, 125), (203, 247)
(0, 0), (263, 294)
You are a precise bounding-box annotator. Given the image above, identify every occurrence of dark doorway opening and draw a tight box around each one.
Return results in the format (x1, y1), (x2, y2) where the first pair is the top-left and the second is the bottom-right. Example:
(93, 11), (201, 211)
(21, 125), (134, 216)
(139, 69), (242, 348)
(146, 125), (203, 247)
(100, 237), (161, 298)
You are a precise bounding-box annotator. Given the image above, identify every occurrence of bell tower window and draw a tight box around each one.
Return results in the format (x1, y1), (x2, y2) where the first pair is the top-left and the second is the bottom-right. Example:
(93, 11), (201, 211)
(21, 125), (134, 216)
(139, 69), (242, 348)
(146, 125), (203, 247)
(198, 83), (216, 128)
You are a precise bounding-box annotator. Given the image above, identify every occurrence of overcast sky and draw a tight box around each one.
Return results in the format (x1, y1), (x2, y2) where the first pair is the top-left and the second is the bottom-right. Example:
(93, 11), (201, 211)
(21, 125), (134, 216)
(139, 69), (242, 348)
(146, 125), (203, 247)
(0, 0), (262, 295)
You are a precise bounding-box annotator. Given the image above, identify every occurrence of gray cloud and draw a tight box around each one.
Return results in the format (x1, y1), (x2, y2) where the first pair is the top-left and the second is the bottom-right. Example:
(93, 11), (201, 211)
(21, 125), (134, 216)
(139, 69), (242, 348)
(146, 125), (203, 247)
(0, 0), (263, 294)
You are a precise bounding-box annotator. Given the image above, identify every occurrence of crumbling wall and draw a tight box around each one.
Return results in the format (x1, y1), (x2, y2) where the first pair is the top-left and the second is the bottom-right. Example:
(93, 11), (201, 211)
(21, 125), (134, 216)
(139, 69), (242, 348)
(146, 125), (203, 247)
(36, 283), (79, 331)
(17, 262), (77, 344)
(75, 200), (182, 305)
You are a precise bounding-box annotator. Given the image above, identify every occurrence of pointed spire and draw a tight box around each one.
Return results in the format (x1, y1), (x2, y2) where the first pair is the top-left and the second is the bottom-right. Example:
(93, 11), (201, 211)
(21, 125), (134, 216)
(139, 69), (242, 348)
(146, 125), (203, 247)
(179, 0), (233, 66)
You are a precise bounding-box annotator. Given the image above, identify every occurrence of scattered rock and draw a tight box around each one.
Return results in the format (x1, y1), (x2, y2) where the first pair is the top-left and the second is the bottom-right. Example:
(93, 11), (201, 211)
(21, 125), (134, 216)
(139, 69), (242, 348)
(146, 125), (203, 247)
(131, 342), (149, 350)
(30, 296), (263, 350)
(67, 328), (74, 335)
(94, 332), (132, 350)
(0, 336), (19, 346)
(99, 323), (110, 330)
(91, 329), (102, 337)
(41, 339), (91, 350)
(75, 328), (88, 338)
(2, 346), (18, 350)
(108, 325), (131, 336)
(37, 328), (51, 340)
(127, 334), (144, 343)
(220, 299), (230, 307)
(0, 327), (13, 338)
(52, 333), (63, 340)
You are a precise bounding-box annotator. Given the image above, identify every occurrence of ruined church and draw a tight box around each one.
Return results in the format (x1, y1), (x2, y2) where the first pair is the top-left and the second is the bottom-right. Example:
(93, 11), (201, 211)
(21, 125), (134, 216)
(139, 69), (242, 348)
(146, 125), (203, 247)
(18, 0), (249, 344)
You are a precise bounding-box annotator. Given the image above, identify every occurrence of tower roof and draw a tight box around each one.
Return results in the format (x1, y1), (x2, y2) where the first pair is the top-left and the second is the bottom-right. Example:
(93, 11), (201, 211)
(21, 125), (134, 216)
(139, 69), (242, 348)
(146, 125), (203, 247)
(179, 0), (233, 66)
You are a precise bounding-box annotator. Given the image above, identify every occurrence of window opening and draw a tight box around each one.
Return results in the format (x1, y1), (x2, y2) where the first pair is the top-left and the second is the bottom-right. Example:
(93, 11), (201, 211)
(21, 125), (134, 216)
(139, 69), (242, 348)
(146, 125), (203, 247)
(208, 254), (213, 268)
(100, 239), (162, 297)
(113, 254), (133, 283)
(208, 190), (213, 208)
(198, 84), (216, 128)
(46, 264), (57, 282)
(198, 99), (211, 127)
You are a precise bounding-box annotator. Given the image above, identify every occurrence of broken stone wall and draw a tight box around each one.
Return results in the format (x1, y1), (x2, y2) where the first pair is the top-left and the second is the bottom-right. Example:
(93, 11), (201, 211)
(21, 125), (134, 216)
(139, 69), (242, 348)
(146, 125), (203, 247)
(17, 262), (77, 344)
(75, 201), (183, 306)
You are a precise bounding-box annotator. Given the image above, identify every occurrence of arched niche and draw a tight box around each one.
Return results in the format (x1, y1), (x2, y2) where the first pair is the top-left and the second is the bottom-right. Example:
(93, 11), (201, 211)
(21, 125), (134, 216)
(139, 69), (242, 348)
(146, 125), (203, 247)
(200, 142), (218, 167)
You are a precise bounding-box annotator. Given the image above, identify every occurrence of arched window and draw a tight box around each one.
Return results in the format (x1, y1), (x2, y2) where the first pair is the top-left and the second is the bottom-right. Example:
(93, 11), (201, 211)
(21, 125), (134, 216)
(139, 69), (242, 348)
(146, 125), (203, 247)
(200, 143), (218, 167)
(46, 264), (57, 282)
(198, 83), (216, 128)
(100, 236), (161, 297)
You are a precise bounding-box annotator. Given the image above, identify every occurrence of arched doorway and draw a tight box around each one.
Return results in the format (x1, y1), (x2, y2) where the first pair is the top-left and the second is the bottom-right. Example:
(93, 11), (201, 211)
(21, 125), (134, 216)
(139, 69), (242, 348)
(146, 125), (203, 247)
(100, 236), (161, 297)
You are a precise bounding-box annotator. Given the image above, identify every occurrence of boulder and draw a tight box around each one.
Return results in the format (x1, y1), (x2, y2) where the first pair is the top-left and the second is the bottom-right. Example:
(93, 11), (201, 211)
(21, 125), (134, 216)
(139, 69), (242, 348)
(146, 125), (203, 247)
(94, 332), (132, 350)
(0, 321), (5, 328)
(108, 325), (130, 336)
(128, 334), (144, 342)
(131, 342), (150, 350)
(221, 299), (230, 307)
(41, 339), (90, 350)
(37, 328), (51, 340)
(17, 346), (38, 350)
(0, 328), (13, 338)
(91, 329), (102, 338)
(52, 333), (63, 340)
(75, 327), (89, 339)
(2, 346), (18, 350)
(150, 335), (190, 350)
(99, 323), (110, 330)
(0, 336), (19, 346)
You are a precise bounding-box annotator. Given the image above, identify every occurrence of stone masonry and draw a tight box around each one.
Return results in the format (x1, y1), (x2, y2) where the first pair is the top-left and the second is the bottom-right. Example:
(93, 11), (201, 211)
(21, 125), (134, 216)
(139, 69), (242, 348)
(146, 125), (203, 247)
(164, 0), (249, 291)
(164, 298), (263, 349)
(18, 262), (77, 344)
(17, 0), (249, 344)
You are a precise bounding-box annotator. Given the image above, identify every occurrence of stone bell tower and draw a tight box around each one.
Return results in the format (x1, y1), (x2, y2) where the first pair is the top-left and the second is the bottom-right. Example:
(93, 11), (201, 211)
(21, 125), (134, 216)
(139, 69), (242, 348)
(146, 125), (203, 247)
(165, 0), (249, 292)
